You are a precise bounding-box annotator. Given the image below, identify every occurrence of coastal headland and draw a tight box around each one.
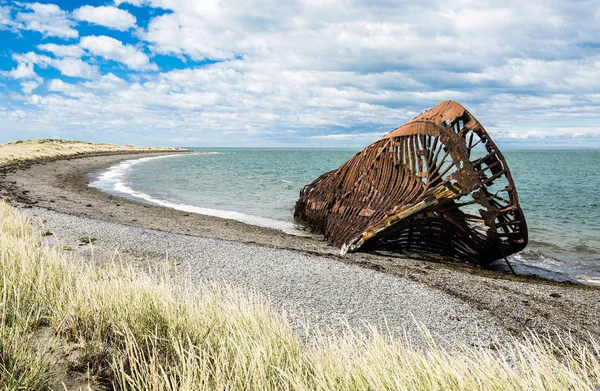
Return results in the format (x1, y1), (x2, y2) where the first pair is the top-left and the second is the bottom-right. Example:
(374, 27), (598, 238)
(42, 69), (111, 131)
(1, 140), (599, 344)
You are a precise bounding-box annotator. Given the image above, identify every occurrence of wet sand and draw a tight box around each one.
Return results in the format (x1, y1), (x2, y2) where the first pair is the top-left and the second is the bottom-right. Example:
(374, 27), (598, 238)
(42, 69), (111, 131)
(1, 152), (599, 342)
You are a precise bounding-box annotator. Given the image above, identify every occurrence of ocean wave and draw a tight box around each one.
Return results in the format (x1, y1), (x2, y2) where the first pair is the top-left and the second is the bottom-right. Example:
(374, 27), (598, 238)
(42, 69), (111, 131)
(510, 249), (600, 286)
(90, 155), (307, 236)
(512, 250), (562, 266)
(578, 276), (600, 286)
(528, 239), (599, 255)
(573, 243), (600, 254)
(527, 240), (564, 251)
(93, 154), (184, 183)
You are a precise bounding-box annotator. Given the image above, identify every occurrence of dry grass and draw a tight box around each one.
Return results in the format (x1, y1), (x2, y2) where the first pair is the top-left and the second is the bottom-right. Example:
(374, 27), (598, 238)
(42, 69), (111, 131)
(0, 201), (599, 390)
(0, 140), (598, 389)
(0, 139), (186, 168)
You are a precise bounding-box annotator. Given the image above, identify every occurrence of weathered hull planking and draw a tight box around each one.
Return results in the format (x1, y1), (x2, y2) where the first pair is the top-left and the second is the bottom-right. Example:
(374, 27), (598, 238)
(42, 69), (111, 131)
(295, 101), (528, 264)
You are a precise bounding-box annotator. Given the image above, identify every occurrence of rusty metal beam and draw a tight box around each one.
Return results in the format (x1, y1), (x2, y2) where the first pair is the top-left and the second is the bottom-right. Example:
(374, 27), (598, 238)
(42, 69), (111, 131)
(294, 101), (528, 264)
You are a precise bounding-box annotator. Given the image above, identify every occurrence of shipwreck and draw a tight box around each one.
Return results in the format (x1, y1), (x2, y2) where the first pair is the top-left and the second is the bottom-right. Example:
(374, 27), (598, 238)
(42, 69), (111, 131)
(295, 101), (528, 264)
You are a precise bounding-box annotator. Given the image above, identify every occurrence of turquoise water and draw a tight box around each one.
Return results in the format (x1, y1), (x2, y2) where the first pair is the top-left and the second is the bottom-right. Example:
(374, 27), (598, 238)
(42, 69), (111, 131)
(90, 148), (600, 284)
(506, 150), (600, 282)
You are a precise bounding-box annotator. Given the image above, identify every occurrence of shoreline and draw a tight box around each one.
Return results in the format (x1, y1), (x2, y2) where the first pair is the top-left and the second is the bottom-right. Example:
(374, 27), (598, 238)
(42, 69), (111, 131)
(89, 153), (308, 235)
(1, 152), (338, 254)
(89, 153), (599, 286)
(1, 152), (600, 342)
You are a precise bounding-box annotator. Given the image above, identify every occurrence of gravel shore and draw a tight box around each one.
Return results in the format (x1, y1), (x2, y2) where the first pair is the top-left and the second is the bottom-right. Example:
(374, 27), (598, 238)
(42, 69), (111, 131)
(24, 206), (508, 345)
(2, 153), (599, 345)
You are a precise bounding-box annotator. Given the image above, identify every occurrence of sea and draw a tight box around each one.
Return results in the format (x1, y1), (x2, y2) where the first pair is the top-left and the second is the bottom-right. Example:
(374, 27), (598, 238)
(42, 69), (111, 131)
(90, 148), (600, 285)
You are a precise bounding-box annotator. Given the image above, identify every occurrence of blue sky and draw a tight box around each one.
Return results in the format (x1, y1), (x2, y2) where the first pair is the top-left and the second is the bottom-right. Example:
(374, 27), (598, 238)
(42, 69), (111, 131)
(0, 0), (599, 148)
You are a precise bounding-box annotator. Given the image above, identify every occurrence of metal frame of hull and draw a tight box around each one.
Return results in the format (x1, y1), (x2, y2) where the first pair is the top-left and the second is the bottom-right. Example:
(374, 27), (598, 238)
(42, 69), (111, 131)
(295, 101), (528, 264)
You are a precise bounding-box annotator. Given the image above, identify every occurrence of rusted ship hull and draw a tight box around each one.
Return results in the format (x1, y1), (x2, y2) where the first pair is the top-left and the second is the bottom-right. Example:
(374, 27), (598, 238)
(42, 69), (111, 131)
(295, 101), (528, 264)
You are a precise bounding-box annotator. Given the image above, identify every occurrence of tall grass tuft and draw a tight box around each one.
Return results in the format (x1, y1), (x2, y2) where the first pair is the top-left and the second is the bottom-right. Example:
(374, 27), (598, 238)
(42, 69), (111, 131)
(0, 200), (599, 390)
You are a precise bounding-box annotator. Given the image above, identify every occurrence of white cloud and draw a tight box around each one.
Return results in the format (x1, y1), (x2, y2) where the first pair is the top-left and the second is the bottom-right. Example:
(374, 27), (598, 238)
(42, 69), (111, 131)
(6, 61), (38, 79)
(1, 0), (600, 145)
(126, 0), (596, 72)
(37, 43), (84, 58)
(3, 57), (43, 93)
(461, 58), (600, 94)
(114, 0), (145, 6)
(21, 80), (41, 93)
(142, 12), (236, 60)
(48, 79), (77, 93)
(82, 73), (126, 90)
(80, 35), (157, 70)
(13, 52), (98, 80)
(3, 54), (600, 145)
(73, 6), (136, 31)
(0, 6), (13, 29)
(309, 132), (386, 141)
(53, 57), (98, 79)
(15, 2), (78, 39)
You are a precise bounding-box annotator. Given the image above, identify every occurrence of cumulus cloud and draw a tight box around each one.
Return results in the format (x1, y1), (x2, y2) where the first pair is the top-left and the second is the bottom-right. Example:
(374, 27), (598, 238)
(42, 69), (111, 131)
(0, 6), (13, 29)
(125, 0), (598, 72)
(1, 0), (599, 145)
(20, 80), (41, 93)
(309, 132), (387, 141)
(15, 2), (78, 39)
(82, 73), (127, 90)
(79, 35), (157, 70)
(13, 52), (98, 80)
(460, 58), (600, 94)
(47, 79), (77, 93)
(73, 6), (136, 31)
(2, 54), (44, 93)
(5, 61), (38, 80)
(53, 57), (98, 79)
(3, 55), (599, 145)
(37, 43), (84, 58)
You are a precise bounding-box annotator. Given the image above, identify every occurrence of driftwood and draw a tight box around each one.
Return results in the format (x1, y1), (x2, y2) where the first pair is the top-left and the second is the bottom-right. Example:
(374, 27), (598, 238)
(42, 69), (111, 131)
(295, 101), (528, 264)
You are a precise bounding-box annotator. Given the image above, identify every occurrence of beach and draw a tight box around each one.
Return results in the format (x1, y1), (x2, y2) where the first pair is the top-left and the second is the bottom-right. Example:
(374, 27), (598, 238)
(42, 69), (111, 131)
(2, 1), (598, 386)
(2, 150), (600, 345)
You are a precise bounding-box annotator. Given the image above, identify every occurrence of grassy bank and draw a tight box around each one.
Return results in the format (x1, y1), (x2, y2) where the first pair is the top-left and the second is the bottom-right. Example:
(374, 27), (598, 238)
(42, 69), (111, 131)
(1, 202), (599, 390)
(0, 139), (186, 168)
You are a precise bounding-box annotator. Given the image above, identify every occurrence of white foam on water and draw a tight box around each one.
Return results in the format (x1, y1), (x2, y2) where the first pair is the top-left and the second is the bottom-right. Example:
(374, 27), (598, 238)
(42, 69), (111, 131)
(90, 154), (307, 236)
(512, 252), (563, 268)
(510, 252), (600, 286)
(577, 276), (600, 286)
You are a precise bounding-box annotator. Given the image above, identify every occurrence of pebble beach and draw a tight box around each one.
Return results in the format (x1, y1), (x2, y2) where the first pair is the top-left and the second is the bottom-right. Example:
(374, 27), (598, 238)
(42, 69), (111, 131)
(2, 151), (600, 345)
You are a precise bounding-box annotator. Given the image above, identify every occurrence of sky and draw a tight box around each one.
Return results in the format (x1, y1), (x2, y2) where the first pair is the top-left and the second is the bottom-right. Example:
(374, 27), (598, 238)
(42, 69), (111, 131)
(0, 0), (599, 148)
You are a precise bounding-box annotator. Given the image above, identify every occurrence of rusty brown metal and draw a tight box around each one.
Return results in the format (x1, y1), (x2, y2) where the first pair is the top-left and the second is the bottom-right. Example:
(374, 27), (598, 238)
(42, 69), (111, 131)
(294, 101), (528, 264)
